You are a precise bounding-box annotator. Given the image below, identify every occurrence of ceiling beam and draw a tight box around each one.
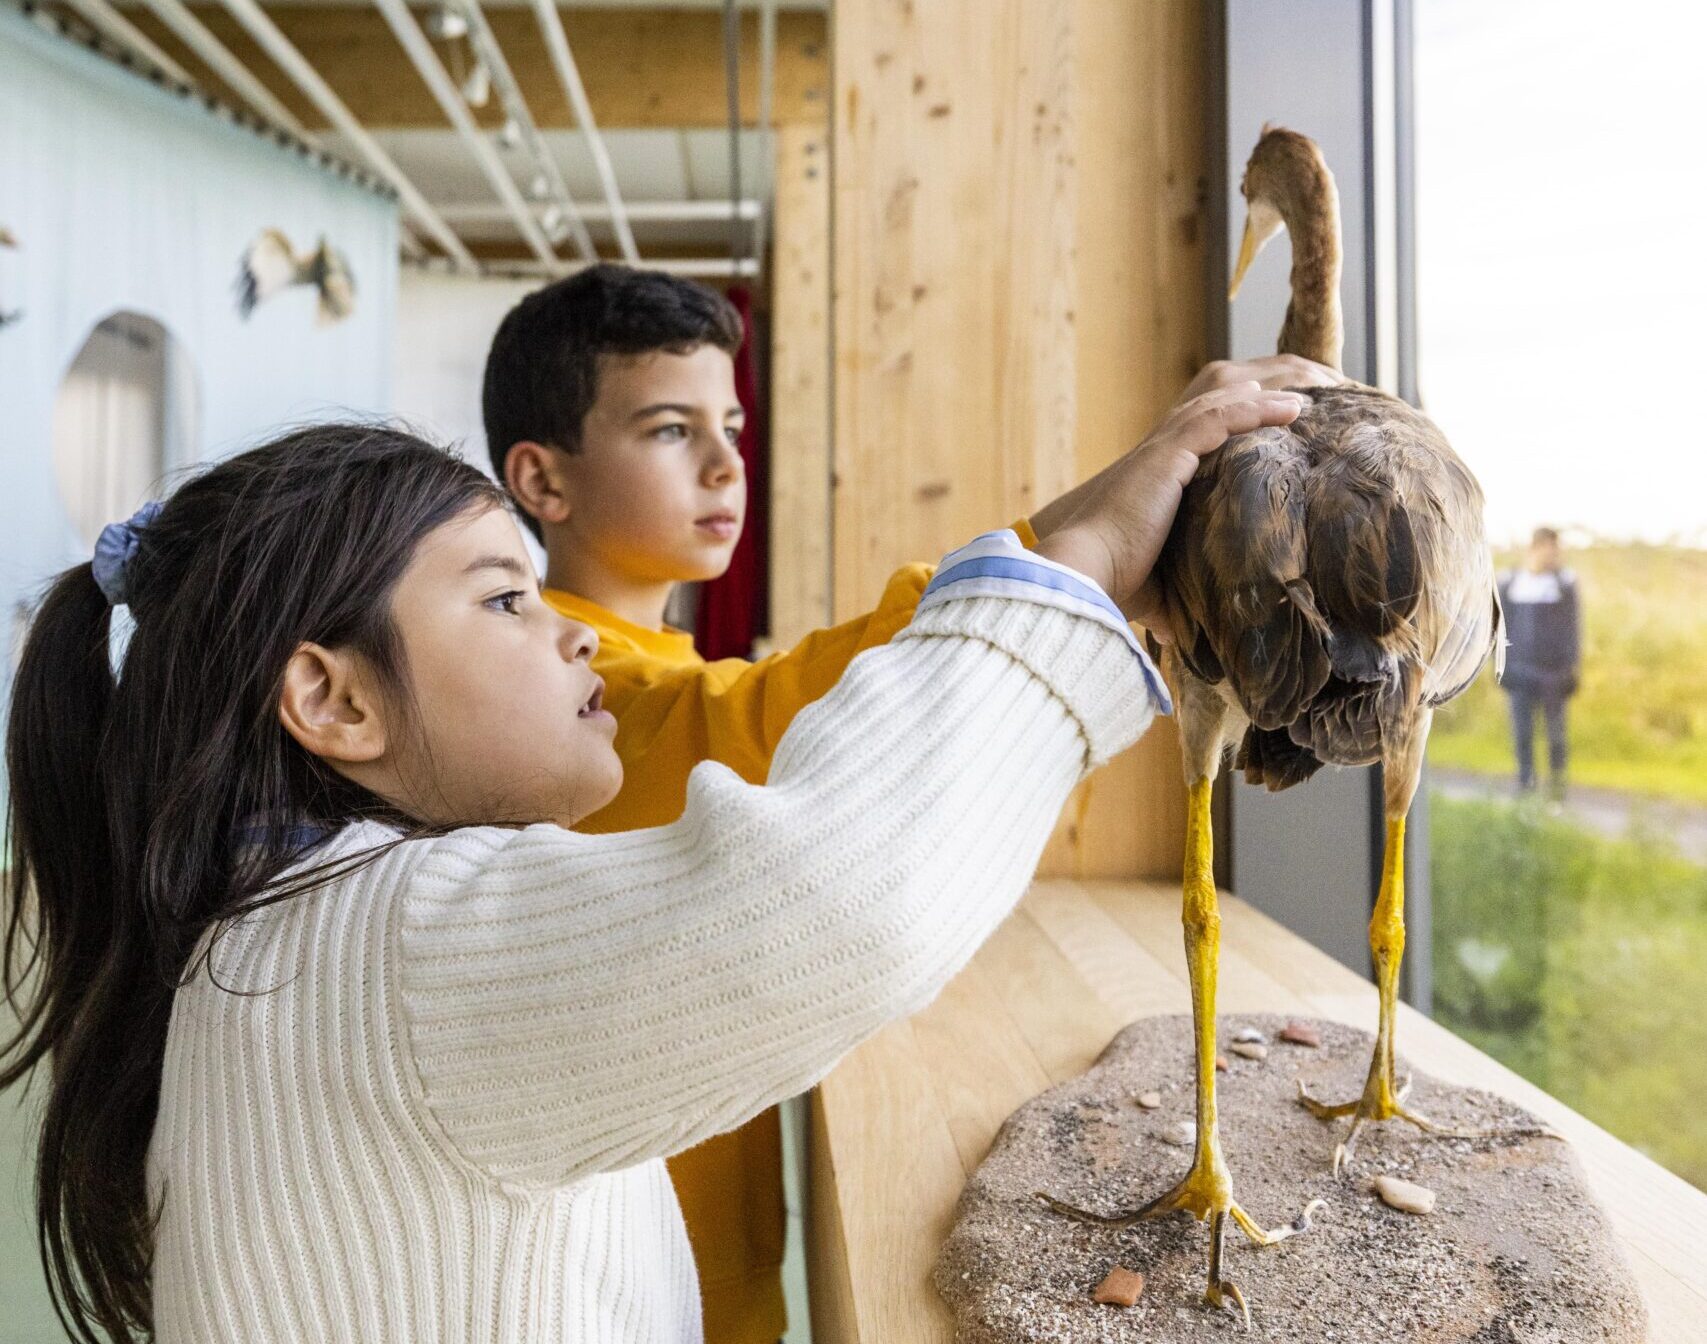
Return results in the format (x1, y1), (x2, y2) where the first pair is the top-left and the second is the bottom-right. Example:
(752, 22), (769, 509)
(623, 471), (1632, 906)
(133, 0), (312, 137)
(454, 0), (597, 261)
(123, 6), (830, 131)
(59, 0), (196, 85)
(211, 0), (478, 269)
(529, 0), (638, 262)
(370, 0), (562, 272)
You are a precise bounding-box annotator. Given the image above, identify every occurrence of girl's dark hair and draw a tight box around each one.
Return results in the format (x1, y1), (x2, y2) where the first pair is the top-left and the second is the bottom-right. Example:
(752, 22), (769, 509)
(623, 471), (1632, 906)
(480, 263), (743, 537)
(0, 423), (505, 1343)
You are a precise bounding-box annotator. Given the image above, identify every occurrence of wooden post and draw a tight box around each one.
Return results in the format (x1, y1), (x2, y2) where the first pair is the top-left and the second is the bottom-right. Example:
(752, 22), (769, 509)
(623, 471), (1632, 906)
(827, 0), (1207, 883)
(768, 123), (833, 649)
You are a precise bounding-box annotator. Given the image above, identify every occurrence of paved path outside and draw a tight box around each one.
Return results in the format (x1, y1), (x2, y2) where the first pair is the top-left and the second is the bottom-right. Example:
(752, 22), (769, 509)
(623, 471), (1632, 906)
(1429, 767), (1707, 865)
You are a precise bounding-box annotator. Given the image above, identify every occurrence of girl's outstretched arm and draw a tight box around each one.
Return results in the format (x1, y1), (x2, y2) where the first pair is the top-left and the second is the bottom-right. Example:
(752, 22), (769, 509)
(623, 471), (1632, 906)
(390, 535), (1165, 1188)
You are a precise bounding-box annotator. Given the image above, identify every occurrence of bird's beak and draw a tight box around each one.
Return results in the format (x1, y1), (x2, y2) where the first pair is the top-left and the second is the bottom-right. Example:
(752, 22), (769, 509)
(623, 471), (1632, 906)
(1228, 212), (1261, 301)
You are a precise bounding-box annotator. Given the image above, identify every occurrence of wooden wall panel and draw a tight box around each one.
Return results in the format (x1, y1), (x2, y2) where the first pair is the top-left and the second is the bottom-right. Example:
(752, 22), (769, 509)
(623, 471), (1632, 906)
(768, 124), (833, 650)
(828, 0), (1207, 881)
(830, 0), (1076, 619)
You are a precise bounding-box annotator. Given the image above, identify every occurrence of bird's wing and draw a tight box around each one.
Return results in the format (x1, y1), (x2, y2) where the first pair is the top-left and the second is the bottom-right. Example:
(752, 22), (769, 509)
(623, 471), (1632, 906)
(236, 229), (301, 318)
(1302, 391), (1497, 710)
(313, 241), (356, 325)
(1159, 419), (1333, 731)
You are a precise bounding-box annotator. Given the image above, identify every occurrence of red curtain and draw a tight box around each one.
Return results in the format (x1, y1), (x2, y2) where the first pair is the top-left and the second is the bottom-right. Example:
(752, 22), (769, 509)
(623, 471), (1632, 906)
(694, 285), (769, 660)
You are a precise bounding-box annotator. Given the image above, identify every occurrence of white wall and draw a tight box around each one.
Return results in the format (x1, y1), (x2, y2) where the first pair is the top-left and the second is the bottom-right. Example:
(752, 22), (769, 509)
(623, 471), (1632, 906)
(394, 269), (539, 471)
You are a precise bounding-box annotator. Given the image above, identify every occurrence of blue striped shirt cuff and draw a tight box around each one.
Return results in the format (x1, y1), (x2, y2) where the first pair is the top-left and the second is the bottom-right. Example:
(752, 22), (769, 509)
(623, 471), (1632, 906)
(918, 530), (1172, 715)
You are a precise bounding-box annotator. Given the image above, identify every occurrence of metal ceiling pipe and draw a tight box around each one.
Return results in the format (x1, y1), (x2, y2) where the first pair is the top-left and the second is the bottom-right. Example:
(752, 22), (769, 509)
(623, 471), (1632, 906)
(370, 0), (561, 273)
(213, 0), (477, 271)
(454, 0), (597, 262)
(134, 0), (311, 139)
(528, 0), (640, 264)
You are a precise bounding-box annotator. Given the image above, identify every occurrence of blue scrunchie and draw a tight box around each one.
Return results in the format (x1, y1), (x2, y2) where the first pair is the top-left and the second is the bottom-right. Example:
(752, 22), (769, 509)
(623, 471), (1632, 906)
(91, 501), (162, 607)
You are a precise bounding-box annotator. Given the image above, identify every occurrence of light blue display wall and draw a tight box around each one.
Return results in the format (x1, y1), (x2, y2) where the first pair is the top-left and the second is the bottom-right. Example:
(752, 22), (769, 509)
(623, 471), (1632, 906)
(0, 4), (398, 632)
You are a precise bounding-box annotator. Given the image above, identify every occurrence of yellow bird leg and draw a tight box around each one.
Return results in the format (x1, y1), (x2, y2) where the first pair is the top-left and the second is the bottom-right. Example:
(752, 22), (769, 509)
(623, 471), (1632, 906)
(1037, 779), (1324, 1328)
(1299, 816), (1558, 1173)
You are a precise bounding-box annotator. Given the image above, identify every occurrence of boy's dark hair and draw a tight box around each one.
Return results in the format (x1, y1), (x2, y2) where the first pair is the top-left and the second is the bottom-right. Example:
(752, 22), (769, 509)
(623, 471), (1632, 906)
(481, 264), (743, 535)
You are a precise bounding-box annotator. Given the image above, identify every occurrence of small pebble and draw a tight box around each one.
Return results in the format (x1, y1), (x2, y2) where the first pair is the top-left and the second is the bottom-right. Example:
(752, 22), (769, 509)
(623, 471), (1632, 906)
(1215, 1054), (1229, 1072)
(1135, 1091), (1162, 1110)
(1230, 1041), (1268, 1060)
(1159, 1120), (1193, 1146)
(1279, 1021), (1321, 1047)
(1373, 1175), (1437, 1214)
(1233, 1026), (1266, 1044)
(1092, 1265), (1146, 1307)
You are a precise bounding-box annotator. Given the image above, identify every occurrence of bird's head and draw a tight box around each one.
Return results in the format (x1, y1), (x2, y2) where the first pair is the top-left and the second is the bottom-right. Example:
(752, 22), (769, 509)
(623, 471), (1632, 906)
(1229, 124), (1334, 300)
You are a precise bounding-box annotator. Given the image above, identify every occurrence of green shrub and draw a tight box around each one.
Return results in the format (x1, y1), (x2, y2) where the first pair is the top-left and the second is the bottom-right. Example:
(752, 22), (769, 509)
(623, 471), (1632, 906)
(1430, 791), (1707, 1189)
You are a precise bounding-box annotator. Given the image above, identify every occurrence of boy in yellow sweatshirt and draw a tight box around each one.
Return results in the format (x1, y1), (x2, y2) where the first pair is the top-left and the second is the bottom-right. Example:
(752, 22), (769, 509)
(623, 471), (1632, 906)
(480, 264), (1335, 1341)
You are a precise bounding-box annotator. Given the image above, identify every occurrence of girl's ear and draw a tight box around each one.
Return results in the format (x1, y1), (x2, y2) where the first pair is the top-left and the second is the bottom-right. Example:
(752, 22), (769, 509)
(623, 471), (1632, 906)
(504, 441), (572, 529)
(278, 642), (386, 764)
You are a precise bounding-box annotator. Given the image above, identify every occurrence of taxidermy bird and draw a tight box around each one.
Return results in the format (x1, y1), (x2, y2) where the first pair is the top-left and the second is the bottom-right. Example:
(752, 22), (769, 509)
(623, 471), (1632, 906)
(1042, 125), (1517, 1324)
(236, 230), (356, 325)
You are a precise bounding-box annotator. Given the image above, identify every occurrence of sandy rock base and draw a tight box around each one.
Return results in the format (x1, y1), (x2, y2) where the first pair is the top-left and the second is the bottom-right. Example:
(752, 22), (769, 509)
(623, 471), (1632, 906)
(935, 1014), (1646, 1342)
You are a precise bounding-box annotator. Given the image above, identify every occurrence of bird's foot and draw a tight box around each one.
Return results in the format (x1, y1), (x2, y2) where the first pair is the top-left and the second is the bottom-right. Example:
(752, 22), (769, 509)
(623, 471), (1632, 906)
(1035, 1154), (1325, 1329)
(1298, 1072), (1561, 1176)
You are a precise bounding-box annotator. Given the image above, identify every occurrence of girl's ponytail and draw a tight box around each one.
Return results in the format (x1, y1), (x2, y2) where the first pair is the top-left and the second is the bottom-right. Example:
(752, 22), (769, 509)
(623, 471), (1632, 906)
(3, 562), (118, 1088)
(1, 426), (504, 1343)
(4, 562), (169, 1341)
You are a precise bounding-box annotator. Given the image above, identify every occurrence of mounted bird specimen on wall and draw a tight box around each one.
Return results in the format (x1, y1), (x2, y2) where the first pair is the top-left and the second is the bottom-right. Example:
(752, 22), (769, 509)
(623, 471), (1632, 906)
(1042, 125), (1532, 1324)
(236, 230), (356, 325)
(0, 225), (20, 327)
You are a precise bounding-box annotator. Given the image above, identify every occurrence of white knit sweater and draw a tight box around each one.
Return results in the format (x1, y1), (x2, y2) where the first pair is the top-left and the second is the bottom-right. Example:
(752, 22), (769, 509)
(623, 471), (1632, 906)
(146, 542), (1163, 1342)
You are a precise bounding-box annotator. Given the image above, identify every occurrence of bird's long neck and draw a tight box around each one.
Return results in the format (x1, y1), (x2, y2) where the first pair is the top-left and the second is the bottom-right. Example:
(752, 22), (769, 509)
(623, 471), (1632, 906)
(1275, 164), (1344, 372)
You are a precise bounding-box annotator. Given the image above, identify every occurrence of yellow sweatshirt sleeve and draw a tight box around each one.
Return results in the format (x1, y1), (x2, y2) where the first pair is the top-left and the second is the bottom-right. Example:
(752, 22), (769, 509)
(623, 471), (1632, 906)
(581, 563), (932, 831)
(580, 518), (1038, 834)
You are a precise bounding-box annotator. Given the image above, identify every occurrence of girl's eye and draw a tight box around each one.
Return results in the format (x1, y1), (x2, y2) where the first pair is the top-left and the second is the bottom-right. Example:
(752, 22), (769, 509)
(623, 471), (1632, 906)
(724, 426), (742, 446)
(652, 423), (689, 442)
(486, 590), (526, 616)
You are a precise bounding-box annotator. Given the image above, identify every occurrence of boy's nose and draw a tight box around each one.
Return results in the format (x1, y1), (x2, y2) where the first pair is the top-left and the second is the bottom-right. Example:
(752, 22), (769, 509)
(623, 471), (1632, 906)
(559, 619), (599, 664)
(703, 435), (743, 486)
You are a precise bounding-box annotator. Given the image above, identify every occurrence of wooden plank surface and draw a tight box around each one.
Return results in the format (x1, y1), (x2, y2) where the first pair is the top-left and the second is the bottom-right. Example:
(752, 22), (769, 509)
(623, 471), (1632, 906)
(767, 123), (832, 650)
(808, 879), (1707, 1342)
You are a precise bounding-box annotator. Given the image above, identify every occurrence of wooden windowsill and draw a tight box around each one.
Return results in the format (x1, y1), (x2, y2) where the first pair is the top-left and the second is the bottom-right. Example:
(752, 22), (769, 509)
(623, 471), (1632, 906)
(806, 879), (1707, 1342)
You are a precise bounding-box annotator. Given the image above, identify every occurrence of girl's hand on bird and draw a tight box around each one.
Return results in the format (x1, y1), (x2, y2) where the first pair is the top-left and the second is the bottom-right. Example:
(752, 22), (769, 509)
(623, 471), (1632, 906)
(1035, 383), (1307, 639)
(1183, 354), (1342, 398)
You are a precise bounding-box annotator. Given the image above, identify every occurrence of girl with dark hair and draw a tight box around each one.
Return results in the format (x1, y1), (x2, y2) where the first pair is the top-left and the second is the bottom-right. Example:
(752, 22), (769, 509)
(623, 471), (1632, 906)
(2, 390), (1302, 1343)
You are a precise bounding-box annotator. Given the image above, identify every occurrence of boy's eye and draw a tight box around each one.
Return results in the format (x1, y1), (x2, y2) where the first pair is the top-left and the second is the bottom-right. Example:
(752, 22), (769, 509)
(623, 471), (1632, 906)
(485, 589), (527, 615)
(724, 426), (742, 446)
(652, 422), (689, 442)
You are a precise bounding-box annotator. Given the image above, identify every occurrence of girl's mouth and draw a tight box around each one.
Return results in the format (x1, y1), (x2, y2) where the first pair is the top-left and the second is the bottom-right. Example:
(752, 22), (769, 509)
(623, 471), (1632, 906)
(578, 678), (606, 718)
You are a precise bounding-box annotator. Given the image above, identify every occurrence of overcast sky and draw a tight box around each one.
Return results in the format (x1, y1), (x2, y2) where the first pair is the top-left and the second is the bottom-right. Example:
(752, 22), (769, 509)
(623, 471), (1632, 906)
(1415, 0), (1706, 547)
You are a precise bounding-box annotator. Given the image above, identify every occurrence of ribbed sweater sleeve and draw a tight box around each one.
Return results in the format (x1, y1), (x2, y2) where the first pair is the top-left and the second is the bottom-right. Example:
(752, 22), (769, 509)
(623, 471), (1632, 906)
(396, 591), (1161, 1188)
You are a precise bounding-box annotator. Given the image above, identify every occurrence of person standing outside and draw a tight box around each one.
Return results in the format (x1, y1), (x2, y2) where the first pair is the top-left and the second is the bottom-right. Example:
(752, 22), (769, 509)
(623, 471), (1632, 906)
(1499, 526), (1581, 797)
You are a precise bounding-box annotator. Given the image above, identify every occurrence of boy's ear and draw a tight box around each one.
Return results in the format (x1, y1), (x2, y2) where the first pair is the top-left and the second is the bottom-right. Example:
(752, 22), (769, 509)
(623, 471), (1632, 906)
(504, 440), (573, 529)
(278, 642), (386, 766)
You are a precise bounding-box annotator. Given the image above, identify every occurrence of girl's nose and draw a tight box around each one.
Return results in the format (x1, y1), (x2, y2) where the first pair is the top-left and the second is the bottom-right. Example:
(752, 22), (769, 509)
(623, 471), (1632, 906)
(559, 618), (599, 665)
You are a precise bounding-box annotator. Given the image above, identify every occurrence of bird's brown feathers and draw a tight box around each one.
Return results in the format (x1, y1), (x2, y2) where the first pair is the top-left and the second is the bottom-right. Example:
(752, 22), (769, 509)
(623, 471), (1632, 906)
(1158, 384), (1497, 788)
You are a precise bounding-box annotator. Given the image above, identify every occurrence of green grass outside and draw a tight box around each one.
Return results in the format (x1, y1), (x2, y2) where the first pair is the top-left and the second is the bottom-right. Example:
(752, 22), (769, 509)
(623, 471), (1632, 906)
(1429, 790), (1707, 1189)
(1429, 543), (1707, 803)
